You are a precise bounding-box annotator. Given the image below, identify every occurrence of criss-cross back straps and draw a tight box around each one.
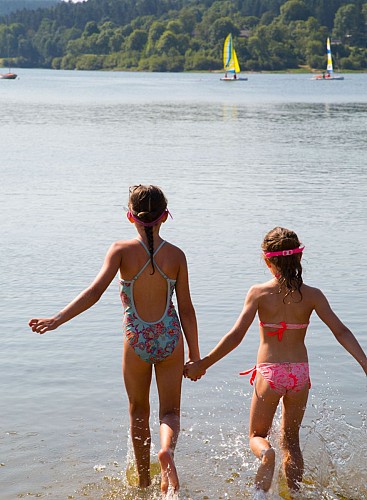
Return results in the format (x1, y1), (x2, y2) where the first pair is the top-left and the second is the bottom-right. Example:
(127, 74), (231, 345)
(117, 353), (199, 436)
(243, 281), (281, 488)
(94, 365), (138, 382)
(133, 239), (167, 280)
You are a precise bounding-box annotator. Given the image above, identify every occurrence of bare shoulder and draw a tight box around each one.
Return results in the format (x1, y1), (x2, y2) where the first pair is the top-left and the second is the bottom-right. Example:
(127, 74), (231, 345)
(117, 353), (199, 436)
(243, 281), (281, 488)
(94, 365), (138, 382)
(246, 282), (271, 300)
(109, 239), (133, 251)
(249, 279), (277, 296)
(300, 283), (325, 302)
(162, 241), (187, 262)
(107, 239), (140, 257)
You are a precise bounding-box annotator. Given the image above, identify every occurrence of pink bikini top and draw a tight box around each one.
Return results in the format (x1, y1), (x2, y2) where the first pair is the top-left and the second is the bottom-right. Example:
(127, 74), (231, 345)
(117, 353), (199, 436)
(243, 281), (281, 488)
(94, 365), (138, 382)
(259, 321), (309, 341)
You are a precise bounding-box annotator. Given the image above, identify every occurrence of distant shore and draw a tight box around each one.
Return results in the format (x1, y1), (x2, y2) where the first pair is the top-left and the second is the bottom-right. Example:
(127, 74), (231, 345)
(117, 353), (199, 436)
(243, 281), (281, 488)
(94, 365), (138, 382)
(1, 64), (366, 74)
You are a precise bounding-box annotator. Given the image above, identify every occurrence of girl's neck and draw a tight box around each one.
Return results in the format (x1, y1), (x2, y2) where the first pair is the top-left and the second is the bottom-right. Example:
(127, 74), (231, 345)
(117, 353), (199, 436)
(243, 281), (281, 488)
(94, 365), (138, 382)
(135, 227), (163, 247)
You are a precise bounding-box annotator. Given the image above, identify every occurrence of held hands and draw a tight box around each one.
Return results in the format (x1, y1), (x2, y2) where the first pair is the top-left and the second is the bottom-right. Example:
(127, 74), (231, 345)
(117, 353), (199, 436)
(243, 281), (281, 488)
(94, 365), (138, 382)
(28, 315), (61, 335)
(184, 359), (206, 381)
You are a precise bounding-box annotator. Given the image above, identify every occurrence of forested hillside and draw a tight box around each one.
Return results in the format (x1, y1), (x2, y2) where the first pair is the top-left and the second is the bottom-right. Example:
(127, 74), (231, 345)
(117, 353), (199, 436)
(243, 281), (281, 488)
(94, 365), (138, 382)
(0, 0), (366, 72)
(0, 0), (58, 16)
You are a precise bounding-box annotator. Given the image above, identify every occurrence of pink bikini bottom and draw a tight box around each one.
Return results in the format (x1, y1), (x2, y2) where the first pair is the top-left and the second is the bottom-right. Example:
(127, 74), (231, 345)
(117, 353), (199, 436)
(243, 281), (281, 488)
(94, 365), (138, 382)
(240, 362), (311, 396)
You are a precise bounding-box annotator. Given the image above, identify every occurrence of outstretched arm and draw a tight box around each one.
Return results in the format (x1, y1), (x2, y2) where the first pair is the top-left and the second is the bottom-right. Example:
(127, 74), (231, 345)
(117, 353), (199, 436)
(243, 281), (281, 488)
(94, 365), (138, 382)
(315, 289), (367, 375)
(29, 242), (122, 334)
(175, 252), (200, 363)
(185, 286), (258, 380)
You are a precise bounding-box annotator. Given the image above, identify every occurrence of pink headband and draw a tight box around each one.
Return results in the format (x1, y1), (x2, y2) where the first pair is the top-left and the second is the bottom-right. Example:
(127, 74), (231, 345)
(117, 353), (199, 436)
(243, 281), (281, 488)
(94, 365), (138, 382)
(127, 209), (172, 227)
(264, 246), (304, 258)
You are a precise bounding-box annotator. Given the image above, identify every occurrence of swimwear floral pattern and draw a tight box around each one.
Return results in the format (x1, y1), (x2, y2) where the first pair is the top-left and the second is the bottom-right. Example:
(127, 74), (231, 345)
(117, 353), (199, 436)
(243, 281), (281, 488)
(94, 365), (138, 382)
(242, 362), (310, 395)
(120, 280), (182, 364)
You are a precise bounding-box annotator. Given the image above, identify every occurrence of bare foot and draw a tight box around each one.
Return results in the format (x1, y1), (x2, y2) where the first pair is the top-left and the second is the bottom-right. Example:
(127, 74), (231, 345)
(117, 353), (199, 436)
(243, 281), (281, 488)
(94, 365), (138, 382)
(158, 448), (179, 495)
(255, 448), (275, 492)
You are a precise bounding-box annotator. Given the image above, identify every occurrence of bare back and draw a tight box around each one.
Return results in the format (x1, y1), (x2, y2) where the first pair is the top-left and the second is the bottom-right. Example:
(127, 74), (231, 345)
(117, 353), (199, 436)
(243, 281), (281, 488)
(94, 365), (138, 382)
(254, 279), (318, 363)
(119, 238), (183, 323)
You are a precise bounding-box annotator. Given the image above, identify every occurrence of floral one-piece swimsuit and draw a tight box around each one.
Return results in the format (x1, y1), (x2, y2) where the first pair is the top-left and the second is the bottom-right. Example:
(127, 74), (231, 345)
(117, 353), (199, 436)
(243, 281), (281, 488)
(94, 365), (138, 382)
(119, 239), (182, 364)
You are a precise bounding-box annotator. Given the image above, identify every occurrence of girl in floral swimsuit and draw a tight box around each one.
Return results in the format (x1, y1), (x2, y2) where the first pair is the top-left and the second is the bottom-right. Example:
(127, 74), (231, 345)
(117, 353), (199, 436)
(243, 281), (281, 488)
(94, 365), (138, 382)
(29, 185), (200, 495)
(185, 226), (367, 497)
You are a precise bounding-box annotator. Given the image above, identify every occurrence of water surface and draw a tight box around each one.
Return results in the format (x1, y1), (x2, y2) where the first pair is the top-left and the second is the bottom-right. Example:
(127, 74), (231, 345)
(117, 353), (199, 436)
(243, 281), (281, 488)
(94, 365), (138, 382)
(1, 70), (366, 499)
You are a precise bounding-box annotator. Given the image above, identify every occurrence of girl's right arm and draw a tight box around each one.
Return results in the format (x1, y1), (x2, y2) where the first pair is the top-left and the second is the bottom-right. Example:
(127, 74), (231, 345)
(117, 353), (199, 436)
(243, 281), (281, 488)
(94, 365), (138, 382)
(29, 242), (123, 334)
(314, 289), (367, 375)
(185, 286), (258, 380)
(175, 251), (200, 363)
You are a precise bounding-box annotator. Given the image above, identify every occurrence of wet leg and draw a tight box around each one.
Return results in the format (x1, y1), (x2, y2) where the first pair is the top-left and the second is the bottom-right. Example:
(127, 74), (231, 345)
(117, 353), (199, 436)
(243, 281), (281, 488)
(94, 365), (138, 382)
(249, 376), (282, 492)
(123, 340), (153, 488)
(155, 337), (184, 494)
(281, 385), (309, 491)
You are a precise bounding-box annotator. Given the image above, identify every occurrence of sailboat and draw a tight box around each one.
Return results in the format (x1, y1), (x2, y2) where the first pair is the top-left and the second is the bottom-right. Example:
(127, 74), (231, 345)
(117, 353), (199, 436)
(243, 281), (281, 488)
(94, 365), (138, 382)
(0, 71), (17, 79)
(0, 28), (18, 79)
(220, 34), (247, 81)
(312, 38), (344, 80)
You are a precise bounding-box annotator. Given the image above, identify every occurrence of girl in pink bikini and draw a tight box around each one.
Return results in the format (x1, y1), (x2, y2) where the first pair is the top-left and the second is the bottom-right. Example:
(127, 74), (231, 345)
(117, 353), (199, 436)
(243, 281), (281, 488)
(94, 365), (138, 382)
(185, 226), (367, 496)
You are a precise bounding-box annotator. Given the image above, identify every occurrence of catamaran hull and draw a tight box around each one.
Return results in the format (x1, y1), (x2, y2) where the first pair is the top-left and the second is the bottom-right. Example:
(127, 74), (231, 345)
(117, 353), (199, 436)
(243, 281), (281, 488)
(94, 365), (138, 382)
(220, 77), (248, 81)
(312, 75), (344, 80)
(0, 73), (17, 79)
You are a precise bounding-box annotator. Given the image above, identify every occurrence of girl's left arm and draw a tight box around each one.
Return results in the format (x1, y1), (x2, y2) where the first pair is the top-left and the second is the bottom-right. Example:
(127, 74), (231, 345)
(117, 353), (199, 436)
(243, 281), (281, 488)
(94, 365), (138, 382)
(315, 289), (367, 375)
(29, 242), (123, 334)
(175, 252), (200, 363)
(186, 286), (259, 380)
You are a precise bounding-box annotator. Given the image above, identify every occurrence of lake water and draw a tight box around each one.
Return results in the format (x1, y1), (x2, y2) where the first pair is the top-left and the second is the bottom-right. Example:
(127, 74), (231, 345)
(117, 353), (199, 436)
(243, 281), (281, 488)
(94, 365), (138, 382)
(1, 69), (367, 499)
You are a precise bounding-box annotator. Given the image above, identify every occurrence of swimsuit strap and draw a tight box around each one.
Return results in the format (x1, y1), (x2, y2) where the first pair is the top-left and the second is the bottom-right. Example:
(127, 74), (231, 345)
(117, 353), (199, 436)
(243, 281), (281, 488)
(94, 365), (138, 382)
(260, 322), (309, 329)
(134, 239), (168, 280)
(284, 323), (309, 329)
(137, 238), (166, 257)
(259, 321), (309, 342)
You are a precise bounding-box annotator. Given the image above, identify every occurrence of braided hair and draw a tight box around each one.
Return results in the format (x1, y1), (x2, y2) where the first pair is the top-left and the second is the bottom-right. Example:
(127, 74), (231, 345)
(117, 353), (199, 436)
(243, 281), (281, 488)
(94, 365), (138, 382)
(128, 185), (167, 274)
(262, 227), (303, 301)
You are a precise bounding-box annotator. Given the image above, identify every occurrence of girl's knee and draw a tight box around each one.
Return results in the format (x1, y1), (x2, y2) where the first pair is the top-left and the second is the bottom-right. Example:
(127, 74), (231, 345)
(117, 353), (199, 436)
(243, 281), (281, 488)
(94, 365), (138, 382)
(160, 407), (180, 420)
(249, 430), (269, 442)
(129, 402), (150, 422)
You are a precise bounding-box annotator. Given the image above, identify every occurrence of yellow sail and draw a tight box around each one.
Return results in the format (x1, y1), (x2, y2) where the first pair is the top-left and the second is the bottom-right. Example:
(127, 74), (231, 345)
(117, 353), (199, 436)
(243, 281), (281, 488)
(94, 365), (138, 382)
(223, 33), (240, 74)
(223, 34), (233, 70)
(233, 48), (241, 74)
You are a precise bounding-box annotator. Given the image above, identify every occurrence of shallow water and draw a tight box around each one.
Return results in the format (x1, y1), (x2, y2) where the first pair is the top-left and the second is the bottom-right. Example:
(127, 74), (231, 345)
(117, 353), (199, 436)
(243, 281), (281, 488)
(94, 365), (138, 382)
(1, 70), (367, 499)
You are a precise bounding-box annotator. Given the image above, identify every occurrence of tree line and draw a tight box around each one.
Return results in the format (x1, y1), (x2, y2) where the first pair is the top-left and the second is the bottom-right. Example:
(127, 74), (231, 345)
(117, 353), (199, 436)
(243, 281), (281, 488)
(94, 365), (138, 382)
(0, 0), (57, 17)
(0, 0), (366, 72)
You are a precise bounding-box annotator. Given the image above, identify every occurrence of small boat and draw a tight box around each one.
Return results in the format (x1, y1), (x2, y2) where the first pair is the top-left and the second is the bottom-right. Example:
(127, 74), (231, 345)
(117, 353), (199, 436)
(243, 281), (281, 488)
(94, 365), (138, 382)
(220, 34), (247, 81)
(312, 38), (344, 80)
(0, 72), (17, 79)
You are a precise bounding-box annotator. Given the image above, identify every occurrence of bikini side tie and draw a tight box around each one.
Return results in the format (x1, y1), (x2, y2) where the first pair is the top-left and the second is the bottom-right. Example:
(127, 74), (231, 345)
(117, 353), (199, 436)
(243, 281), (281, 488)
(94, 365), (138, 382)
(239, 365), (257, 385)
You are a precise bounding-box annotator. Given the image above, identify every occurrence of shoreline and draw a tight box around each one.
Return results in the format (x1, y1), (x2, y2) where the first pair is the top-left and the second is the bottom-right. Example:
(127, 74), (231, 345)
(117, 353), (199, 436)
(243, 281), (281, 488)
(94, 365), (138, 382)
(1, 62), (366, 75)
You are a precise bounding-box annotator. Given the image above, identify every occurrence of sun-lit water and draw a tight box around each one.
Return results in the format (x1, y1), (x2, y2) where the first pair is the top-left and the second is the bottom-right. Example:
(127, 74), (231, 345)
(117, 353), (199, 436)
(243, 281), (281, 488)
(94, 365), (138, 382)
(1, 70), (366, 499)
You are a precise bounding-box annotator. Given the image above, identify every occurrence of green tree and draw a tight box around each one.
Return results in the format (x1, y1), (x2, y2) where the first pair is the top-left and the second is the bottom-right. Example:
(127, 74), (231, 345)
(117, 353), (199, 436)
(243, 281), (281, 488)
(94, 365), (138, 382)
(148, 54), (168, 71)
(178, 7), (198, 34)
(166, 20), (183, 35)
(75, 54), (103, 70)
(333, 4), (359, 44)
(304, 39), (323, 66)
(60, 53), (77, 70)
(280, 0), (310, 22)
(156, 30), (179, 53)
(83, 21), (99, 38)
(108, 28), (125, 52)
(208, 17), (239, 45)
(126, 29), (147, 51)
(148, 21), (165, 42)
